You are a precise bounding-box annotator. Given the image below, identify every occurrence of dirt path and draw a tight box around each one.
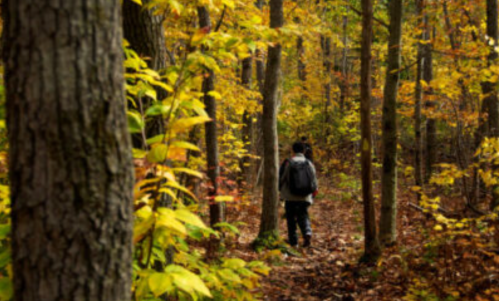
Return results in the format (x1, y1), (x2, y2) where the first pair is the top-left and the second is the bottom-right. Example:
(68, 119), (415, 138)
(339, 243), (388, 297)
(227, 178), (416, 301)
(228, 184), (373, 300)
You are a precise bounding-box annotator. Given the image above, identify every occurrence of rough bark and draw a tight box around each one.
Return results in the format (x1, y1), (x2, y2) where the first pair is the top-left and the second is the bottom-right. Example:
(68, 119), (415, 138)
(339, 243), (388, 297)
(414, 0), (424, 193)
(198, 6), (224, 226)
(379, 0), (403, 246)
(483, 0), (499, 209)
(360, 0), (381, 262)
(258, 0), (283, 240)
(123, 0), (167, 72)
(123, 0), (167, 149)
(3, 0), (134, 300)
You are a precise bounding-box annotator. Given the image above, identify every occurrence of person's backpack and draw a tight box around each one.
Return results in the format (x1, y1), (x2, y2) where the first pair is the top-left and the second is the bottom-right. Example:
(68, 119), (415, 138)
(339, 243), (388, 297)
(288, 159), (317, 196)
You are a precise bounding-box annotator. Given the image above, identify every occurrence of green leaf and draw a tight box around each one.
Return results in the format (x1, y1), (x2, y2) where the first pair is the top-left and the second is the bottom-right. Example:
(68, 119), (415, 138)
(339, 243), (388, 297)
(127, 111), (144, 134)
(0, 278), (12, 301)
(0, 250), (11, 269)
(0, 225), (10, 240)
(147, 144), (168, 163)
(214, 222), (240, 235)
(145, 104), (171, 116)
(222, 258), (247, 269)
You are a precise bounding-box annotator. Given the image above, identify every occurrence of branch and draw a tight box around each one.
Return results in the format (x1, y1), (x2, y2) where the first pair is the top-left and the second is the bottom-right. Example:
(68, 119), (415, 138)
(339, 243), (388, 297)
(214, 5), (227, 32)
(348, 5), (389, 29)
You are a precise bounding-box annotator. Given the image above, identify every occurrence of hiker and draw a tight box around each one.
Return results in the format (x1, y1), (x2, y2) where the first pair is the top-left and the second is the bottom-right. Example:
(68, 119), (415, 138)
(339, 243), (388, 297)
(301, 136), (313, 162)
(279, 142), (318, 247)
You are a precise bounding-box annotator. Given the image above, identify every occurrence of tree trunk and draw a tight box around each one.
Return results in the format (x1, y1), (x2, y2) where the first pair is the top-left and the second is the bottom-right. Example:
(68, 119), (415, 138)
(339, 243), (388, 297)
(3, 0), (134, 300)
(123, 0), (167, 149)
(360, 0), (381, 263)
(254, 0), (266, 188)
(483, 0), (499, 209)
(321, 36), (332, 126)
(297, 37), (307, 84)
(240, 57), (254, 188)
(197, 6), (224, 227)
(414, 0), (424, 194)
(340, 9), (349, 114)
(424, 18), (435, 183)
(379, 0), (403, 246)
(123, 0), (167, 72)
(258, 0), (283, 240)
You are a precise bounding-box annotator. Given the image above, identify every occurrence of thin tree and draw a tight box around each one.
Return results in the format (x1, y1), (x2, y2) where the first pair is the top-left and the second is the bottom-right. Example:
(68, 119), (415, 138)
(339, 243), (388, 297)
(257, 0), (284, 242)
(3, 0), (134, 299)
(198, 6), (224, 227)
(360, 0), (382, 262)
(424, 7), (435, 183)
(240, 57), (254, 188)
(379, 0), (403, 246)
(414, 0), (424, 195)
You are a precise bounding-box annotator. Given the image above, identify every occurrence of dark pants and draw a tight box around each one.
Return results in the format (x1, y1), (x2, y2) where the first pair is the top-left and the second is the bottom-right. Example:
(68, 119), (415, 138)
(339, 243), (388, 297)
(285, 201), (312, 246)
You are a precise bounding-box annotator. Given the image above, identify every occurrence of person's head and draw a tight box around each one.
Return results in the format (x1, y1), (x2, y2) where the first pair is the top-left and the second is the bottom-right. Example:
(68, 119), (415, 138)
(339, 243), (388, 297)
(292, 141), (305, 154)
(301, 136), (308, 142)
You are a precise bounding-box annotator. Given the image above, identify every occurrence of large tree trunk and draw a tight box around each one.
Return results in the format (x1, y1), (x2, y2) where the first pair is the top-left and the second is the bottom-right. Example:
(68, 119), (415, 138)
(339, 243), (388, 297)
(257, 0), (283, 240)
(198, 6), (224, 227)
(379, 0), (403, 246)
(3, 0), (134, 300)
(483, 0), (499, 209)
(414, 0), (424, 194)
(360, 0), (381, 263)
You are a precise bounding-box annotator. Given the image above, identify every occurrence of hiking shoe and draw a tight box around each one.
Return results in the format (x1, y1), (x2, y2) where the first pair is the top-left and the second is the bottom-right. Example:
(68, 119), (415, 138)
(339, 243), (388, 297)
(303, 234), (312, 247)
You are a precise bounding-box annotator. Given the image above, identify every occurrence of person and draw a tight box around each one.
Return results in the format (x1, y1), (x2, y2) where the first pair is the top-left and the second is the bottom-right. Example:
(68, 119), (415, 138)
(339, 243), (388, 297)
(279, 142), (318, 247)
(301, 136), (313, 162)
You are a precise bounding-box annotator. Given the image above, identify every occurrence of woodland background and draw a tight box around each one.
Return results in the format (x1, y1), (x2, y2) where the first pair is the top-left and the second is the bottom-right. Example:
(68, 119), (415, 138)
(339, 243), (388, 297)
(1, 0), (499, 300)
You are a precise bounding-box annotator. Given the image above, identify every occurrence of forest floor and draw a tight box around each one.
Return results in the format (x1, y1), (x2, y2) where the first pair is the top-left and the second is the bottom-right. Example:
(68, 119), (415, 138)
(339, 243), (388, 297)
(225, 175), (449, 301)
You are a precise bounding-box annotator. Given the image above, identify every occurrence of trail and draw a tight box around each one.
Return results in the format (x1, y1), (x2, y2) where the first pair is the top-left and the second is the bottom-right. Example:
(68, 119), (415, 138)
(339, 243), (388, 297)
(228, 178), (416, 300)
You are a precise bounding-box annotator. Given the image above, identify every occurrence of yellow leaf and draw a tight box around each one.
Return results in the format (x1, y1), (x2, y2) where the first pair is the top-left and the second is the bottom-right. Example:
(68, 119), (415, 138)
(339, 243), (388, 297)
(171, 116), (212, 133)
(148, 273), (173, 297)
(175, 209), (207, 229)
(215, 195), (234, 202)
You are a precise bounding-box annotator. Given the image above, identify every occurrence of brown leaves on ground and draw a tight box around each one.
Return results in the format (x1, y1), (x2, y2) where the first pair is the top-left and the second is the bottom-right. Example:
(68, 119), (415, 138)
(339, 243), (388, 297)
(225, 177), (499, 300)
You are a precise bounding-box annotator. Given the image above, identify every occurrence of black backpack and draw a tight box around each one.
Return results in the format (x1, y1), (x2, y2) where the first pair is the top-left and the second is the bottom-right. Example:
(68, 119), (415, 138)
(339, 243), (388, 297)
(288, 159), (317, 196)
